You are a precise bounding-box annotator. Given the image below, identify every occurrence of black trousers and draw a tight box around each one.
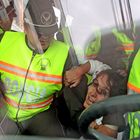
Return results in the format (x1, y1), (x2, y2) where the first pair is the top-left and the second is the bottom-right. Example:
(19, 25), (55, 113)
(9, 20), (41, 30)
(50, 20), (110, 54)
(19, 107), (65, 137)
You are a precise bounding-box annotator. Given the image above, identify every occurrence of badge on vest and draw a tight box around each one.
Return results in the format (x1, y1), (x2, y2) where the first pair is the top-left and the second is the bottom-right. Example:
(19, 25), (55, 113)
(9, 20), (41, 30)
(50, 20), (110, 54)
(41, 58), (49, 70)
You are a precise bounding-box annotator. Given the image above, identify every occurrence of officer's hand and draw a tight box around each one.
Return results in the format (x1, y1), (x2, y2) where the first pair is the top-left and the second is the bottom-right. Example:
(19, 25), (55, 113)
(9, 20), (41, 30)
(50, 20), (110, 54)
(64, 66), (83, 88)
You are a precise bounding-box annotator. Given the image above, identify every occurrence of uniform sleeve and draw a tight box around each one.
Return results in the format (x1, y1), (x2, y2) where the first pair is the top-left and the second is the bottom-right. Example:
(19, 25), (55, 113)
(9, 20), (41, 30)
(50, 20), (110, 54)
(54, 47), (87, 128)
(61, 50), (88, 127)
(63, 50), (74, 72)
(63, 49), (88, 110)
(62, 76), (88, 128)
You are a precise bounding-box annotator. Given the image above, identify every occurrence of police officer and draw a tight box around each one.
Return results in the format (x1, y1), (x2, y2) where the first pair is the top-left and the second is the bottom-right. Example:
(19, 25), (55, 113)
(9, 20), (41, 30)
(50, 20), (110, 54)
(0, 0), (76, 136)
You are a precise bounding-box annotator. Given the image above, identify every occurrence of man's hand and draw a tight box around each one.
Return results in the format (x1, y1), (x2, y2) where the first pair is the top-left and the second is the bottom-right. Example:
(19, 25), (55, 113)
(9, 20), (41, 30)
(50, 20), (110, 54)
(64, 66), (83, 88)
(64, 61), (91, 88)
(90, 121), (118, 138)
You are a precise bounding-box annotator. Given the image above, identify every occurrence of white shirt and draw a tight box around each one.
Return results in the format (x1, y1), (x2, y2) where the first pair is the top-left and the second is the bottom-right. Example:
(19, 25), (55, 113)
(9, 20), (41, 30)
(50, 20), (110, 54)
(88, 59), (111, 79)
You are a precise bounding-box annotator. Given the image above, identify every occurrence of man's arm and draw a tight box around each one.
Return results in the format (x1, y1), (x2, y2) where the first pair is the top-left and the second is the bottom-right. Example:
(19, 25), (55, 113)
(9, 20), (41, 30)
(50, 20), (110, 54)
(64, 59), (111, 87)
(93, 112), (125, 138)
(89, 112), (125, 138)
(90, 115), (121, 138)
(58, 50), (88, 128)
(91, 122), (118, 138)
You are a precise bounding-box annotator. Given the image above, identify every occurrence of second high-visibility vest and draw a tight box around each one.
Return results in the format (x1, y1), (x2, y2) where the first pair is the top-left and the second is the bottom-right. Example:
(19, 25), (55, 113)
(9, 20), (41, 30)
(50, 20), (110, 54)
(127, 48), (140, 139)
(112, 29), (134, 69)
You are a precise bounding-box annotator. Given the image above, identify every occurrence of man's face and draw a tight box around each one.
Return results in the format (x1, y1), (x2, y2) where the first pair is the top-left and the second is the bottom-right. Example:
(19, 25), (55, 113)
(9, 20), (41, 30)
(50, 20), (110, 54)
(83, 73), (112, 108)
(25, 23), (54, 50)
(37, 33), (54, 50)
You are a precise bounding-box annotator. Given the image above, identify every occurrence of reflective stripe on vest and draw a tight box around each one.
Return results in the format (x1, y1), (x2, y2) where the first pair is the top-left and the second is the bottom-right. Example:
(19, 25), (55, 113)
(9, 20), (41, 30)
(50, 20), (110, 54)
(0, 61), (62, 84)
(4, 95), (53, 109)
(0, 31), (69, 121)
(112, 29), (134, 55)
(128, 83), (140, 93)
(117, 43), (134, 52)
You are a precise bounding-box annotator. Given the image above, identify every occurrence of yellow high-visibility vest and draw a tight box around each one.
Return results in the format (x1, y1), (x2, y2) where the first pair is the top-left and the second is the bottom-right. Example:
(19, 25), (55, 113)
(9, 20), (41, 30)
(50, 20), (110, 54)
(0, 31), (69, 122)
(127, 49), (140, 139)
